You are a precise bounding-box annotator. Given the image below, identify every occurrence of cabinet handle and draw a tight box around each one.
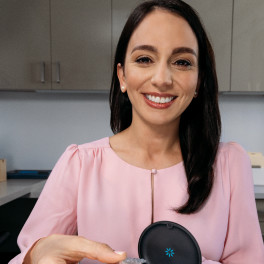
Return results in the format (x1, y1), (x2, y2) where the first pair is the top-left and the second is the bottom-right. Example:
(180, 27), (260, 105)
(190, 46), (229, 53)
(56, 62), (61, 83)
(41, 62), (45, 83)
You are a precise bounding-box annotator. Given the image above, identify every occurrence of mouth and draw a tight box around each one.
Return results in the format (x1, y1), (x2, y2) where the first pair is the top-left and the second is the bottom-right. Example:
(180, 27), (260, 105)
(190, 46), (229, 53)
(143, 93), (177, 109)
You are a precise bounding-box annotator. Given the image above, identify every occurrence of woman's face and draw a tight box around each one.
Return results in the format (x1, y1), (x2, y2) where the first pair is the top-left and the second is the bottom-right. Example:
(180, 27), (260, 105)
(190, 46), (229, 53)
(117, 9), (199, 128)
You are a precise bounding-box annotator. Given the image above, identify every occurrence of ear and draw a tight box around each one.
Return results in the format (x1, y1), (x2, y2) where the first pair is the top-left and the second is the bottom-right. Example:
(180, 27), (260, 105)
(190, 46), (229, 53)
(117, 63), (126, 92)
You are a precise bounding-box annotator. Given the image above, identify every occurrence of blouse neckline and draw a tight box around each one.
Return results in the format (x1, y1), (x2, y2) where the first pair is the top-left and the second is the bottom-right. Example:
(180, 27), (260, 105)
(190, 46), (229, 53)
(106, 137), (184, 173)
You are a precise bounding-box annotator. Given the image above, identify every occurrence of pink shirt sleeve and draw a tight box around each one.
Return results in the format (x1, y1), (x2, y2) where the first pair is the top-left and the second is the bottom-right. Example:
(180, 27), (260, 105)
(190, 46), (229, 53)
(209, 143), (264, 263)
(222, 143), (264, 263)
(200, 143), (264, 263)
(8, 144), (81, 264)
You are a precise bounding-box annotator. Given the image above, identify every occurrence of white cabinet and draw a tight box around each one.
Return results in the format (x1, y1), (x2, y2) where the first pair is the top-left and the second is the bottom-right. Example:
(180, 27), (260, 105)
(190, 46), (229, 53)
(184, 0), (233, 92)
(0, 0), (111, 91)
(0, 0), (51, 90)
(231, 0), (264, 92)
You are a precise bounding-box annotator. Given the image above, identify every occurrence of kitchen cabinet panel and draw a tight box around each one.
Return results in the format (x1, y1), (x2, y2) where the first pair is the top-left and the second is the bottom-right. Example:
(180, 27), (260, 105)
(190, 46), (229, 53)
(0, 0), (51, 90)
(0, 0), (111, 91)
(0, 198), (37, 262)
(112, 0), (144, 62)
(231, 0), (264, 92)
(51, 0), (111, 91)
(184, 0), (233, 92)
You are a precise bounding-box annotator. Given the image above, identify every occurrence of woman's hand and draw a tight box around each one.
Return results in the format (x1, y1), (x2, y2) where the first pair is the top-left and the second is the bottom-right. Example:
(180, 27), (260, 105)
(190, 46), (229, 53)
(24, 234), (127, 264)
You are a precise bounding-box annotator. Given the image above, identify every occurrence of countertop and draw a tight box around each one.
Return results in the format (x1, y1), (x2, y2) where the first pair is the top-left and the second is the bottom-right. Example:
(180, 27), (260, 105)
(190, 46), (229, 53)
(0, 179), (264, 207)
(0, 179), (46, 206)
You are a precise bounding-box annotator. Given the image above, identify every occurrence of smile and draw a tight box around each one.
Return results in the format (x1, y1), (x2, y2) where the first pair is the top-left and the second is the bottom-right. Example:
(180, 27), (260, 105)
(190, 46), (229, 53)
(145, 94), (175, 104)
(143, 93), (177, 109)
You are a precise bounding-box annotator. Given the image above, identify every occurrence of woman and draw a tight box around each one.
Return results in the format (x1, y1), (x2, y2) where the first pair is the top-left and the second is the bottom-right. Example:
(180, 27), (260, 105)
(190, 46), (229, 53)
(9, 0), (264, 263)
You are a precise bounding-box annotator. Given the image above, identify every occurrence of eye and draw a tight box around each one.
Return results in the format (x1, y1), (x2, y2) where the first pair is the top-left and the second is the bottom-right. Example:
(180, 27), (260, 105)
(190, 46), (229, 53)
(174, 59), (192, 69)
(135, 56), (152, 64)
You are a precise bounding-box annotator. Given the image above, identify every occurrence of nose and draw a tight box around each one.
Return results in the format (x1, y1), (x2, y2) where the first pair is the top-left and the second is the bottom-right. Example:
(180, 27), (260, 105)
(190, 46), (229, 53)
(151, 62), (173, 89)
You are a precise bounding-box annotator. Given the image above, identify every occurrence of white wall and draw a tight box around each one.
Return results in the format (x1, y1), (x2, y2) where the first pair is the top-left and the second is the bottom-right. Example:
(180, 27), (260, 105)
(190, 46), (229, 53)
(0, 92), (112, 171)
(0, 91), (263, 171)
(219, 94), (264, 152)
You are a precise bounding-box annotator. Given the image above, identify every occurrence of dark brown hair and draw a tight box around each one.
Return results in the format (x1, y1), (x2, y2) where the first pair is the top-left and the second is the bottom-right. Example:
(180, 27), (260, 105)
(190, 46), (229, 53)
(109, 0), (221, 214)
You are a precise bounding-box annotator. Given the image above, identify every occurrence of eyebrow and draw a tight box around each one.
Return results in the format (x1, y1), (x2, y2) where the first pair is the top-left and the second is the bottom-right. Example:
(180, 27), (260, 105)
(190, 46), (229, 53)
(131, 45), (197, 57)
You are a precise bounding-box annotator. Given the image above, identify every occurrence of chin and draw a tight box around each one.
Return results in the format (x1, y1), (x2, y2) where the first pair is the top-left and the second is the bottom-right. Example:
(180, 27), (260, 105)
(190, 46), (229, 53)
(144, 116), (180, 128)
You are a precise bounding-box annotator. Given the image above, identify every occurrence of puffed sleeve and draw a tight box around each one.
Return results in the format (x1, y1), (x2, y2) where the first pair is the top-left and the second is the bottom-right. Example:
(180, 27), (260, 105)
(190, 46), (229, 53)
(220, 143), (264, 263)
(202, 143), (264, 264)
(8, 144), (81, 264)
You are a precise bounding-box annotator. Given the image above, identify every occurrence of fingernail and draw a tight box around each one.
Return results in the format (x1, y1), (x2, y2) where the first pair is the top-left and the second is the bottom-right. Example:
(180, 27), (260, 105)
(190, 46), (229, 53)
(114, 251), (125, 255)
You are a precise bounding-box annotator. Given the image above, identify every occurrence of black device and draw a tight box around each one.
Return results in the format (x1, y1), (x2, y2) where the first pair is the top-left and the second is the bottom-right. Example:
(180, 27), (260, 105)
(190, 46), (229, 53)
(138, 221), (201, 264)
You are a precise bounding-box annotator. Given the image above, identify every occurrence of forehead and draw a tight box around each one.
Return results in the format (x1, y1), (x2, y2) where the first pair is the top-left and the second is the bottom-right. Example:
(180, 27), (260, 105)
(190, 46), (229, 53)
(127, 9), (198, 54)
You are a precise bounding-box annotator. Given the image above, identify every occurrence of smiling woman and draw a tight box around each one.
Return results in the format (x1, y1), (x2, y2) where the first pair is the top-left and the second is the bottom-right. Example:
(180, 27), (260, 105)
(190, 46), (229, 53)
(116, 9), (199, 129)
(9, 1), (264, 264)
(110, 0), (217, 214)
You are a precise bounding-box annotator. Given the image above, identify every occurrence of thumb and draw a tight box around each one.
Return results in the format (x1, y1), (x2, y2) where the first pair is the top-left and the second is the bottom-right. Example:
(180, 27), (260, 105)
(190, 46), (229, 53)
(113, 251), (127, 261)
(84, 240), (126, 263)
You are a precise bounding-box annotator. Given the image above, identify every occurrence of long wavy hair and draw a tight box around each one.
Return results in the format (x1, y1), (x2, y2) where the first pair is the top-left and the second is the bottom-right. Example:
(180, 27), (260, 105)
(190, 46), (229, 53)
(109, 0), (221, 214)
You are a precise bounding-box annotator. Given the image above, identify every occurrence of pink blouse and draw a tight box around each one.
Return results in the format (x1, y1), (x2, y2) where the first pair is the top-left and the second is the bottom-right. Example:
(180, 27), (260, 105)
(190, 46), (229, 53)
(9, 137), (264, 263)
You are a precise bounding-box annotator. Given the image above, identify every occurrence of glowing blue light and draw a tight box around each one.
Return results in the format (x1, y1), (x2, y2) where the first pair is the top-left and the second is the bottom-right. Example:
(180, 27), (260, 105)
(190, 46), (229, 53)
(165, 248), (175, 257)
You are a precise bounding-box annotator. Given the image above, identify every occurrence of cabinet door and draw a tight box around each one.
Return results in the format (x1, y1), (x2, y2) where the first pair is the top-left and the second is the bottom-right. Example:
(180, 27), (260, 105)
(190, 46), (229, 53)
(0, 0), (51, 90)
(231, 0), (264, 92)
(50, 0), (111, 91)
(184, 0), (233, 92)
(112, 0), (144, 62)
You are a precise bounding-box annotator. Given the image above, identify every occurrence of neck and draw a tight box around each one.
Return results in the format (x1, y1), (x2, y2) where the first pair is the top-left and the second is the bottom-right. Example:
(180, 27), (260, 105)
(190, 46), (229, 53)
(125, 116), (181, 157)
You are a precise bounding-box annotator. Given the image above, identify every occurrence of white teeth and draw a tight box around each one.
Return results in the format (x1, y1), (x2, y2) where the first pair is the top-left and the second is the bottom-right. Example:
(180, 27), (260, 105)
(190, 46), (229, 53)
(160, 97), (165, 103)
(146, 94), (174, 104)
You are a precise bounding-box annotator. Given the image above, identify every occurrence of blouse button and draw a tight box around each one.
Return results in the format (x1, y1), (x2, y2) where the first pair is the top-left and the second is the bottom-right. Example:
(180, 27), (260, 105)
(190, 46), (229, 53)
(151, 168), (157, 174)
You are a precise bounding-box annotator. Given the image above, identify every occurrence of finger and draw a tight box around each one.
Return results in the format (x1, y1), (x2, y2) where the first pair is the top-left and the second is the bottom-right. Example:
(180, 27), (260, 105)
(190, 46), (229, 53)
(81, 239), (126, 263)
(38, 256), (66, 264)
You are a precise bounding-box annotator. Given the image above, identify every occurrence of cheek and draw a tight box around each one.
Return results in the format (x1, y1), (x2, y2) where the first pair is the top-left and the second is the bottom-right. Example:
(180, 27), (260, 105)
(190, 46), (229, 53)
(179, 73), (198, 93)
(125, 69), (149, 91)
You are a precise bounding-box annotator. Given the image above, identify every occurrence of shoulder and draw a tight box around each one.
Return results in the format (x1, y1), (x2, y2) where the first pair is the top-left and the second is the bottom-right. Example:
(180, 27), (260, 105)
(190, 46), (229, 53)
(215, 142), (252, 186)
(217, 141), (249, 163)
(215, 143), (256, 206)
(65, 137), (110, 152)
(50, 137), (111, 179)
(77, 137), (110, 150)
(60, 137), (110, 162)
